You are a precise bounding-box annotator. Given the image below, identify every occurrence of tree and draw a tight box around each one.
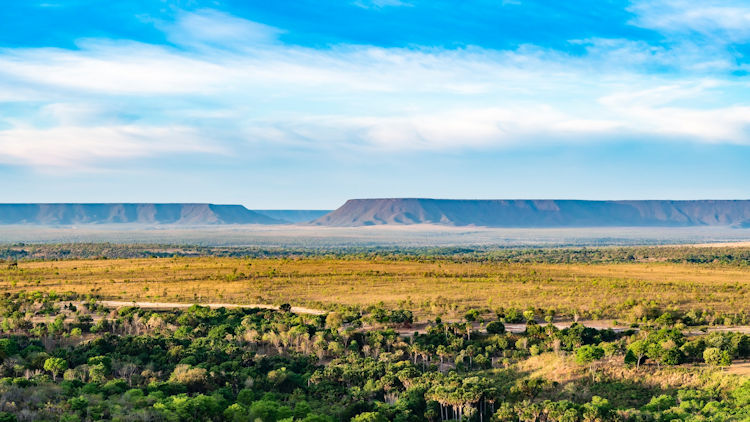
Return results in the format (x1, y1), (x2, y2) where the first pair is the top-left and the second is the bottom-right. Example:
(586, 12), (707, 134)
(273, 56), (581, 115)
(116, 362), (139, 386)
(703, 347), (731, 367)
(582, 396), (611, 421)
(169, 364), (208, 390)
(576, 345), (604, 365)
(249, 399), (293, 422)
(89, 363), (108, 383)
(49, 315), (65, 335)
(627, 340), (647, 368)
(43, 357), (68, 381)
(523, 310), (536, 323)
(325, 312), (343, 330)
(575, 345), (604, 380)
(224, 403), (251, 422)
(327, 340), (344, 357)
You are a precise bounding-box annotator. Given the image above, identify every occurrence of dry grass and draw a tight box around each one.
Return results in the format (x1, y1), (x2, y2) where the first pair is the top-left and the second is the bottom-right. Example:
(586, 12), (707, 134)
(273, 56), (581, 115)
(2, 257), (749, 318)
(512, 353), (745, 408)
(516, 353), (708, 390)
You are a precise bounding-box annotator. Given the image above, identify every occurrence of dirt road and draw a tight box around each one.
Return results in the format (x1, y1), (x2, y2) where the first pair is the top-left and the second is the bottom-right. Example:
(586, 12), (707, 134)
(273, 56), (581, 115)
(98, 300), (326, 315)
(95, 301), (750, 335)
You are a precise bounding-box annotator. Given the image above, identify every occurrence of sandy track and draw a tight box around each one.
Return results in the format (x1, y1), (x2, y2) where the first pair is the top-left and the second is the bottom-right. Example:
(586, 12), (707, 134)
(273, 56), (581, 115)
(98, 300), (326, 315)
(96, 301), (750, 335)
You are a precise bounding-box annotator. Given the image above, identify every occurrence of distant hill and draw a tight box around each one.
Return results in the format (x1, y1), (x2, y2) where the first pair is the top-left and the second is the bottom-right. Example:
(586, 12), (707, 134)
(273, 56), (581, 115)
(0, 204), (282, 225)
(252, 210), (332, 223)
(312, 199), (750, 227)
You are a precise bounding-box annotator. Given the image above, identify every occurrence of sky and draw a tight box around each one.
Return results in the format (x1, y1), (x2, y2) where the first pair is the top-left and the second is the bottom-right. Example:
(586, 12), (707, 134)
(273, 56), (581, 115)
(2, 0), (750, 208)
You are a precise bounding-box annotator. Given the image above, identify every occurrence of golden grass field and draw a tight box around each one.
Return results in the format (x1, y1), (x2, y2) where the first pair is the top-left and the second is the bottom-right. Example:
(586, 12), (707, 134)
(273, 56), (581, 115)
(2, 256), (749, 319)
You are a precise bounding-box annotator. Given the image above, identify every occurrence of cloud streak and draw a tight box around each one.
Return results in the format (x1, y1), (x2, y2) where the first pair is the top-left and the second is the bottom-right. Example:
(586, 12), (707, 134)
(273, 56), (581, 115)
(1, 7), (750, 171)
(0, 125), (220, 169)
(629, 0), (750, 42)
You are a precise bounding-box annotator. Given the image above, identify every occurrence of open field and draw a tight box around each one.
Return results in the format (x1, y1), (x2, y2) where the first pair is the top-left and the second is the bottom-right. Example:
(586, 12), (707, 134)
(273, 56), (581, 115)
(4, 256), (749, 320)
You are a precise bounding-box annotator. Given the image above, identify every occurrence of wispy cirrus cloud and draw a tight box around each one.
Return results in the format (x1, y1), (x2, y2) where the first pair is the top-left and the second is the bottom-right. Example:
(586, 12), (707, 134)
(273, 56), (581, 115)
(160, 9), (284, 50)
(628, 0), (750, 42)
(1, 7), (750, 172)
(0, 124), (219, 169)
(352, 0), (412, 9)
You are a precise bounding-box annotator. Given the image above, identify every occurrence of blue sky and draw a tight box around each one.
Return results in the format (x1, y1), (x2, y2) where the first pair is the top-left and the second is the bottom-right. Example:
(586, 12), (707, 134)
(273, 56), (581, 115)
(2, 0), (750, 208)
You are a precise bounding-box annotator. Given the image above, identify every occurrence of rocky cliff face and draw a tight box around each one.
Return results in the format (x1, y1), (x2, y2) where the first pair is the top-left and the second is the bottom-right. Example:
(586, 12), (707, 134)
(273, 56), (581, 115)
(313, 199), (750, 227)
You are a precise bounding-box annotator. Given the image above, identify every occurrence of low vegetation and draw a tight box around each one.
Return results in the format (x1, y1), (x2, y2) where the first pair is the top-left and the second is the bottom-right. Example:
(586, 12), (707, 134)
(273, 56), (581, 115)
(0, 245), (748, 420)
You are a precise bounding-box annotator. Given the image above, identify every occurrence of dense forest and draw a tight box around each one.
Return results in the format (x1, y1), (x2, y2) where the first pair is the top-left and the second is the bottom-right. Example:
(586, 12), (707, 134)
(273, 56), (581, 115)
(0, 292), (748, 421)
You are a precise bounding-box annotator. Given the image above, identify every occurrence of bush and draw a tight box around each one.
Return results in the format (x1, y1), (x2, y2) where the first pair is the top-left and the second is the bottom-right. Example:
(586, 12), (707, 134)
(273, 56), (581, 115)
(464, 309), (480, 322)
(643, 394), (676, 412)
(101, 379), (128, 396)
(351, 412), (387, 422)
(486, 321), (505, 334)
(624, 349), (638, 367)
(249, 399), (293, 422)
(732, 380), (750, 407)
(503, 308), (524, 323)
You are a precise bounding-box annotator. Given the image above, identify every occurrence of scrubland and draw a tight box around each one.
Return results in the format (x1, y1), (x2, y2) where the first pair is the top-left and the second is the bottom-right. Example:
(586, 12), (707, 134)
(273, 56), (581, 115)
(0, 245), (749, 421)
(2, 256), (749, 323)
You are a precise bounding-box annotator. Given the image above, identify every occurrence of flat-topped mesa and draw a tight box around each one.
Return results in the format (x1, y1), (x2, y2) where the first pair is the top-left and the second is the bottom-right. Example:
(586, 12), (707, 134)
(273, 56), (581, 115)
(0, 203), (283, 225)
(312, 199), (750, 227)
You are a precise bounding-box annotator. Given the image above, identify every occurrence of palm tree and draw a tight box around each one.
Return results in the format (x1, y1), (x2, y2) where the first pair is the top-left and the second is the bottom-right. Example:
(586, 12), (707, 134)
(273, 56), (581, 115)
(436, 345), (448, 371)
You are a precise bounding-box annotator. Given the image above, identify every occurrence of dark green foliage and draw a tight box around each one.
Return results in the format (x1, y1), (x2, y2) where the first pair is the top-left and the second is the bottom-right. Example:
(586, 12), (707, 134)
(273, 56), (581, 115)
(0, 293), (747, 421)
(624, 349), (637, 367)
(0, 413), (16, 422)
(575, 345), (604, 365)
(486, 321), (505, 335)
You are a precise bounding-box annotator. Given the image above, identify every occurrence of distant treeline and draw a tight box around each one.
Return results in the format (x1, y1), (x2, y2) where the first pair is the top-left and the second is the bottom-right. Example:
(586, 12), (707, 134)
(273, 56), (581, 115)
(1, 243), (750, 265)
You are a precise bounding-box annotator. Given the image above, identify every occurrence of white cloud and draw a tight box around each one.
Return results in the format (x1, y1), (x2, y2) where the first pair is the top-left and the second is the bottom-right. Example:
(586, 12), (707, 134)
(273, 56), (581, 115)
(610, 105), (750, 143)
(629, 0), (750, 42)
(0, 125), (220, 169)
(1, 7), (750, 172)
(241, 108), (624, 151)
(0, 42), (231, 95)
(161, 9), (284, 49)
(242, 99), (750, 151)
